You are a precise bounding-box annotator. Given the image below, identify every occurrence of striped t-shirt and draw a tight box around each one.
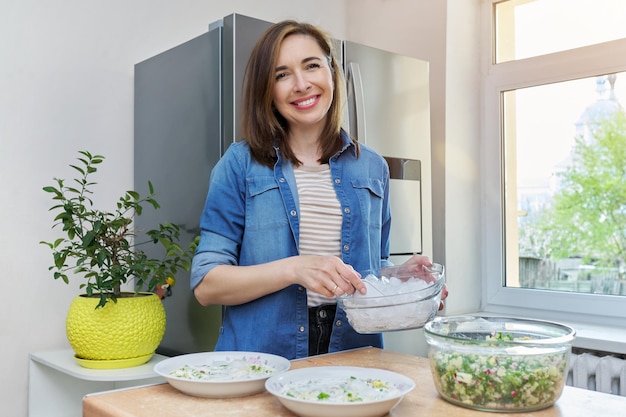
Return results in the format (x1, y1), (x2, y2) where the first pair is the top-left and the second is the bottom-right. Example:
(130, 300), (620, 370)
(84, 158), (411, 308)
(293, 164), (342, 307)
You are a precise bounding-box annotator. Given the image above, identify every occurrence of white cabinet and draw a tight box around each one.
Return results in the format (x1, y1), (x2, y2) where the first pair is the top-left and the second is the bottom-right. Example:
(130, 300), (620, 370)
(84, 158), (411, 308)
(28, 349), (167, 417)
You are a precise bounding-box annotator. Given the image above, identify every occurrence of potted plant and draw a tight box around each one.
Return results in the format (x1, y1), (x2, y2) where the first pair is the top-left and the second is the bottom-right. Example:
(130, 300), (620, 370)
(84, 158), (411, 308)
(41, 150), (196, 368)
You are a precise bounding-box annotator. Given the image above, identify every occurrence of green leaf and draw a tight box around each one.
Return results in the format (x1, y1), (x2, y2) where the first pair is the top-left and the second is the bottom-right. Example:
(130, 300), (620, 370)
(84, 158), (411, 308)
(53, 252), (67, 269)
(82, 230), (96, 247)
(96, 250), (107, 266)
(126, 190), (140, 200)
(146, 197), (160, 209)
(42, 186), (61, 195)
(69, 164), (85, 176)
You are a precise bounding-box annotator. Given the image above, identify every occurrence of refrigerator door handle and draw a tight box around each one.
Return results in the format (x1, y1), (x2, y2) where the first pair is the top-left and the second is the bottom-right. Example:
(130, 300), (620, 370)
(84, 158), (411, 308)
(346, 62), (367, 142)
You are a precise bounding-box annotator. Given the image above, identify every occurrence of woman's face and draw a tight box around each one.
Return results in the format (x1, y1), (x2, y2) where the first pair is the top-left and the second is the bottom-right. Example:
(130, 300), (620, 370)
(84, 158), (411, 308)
(273, 34), (334, 133)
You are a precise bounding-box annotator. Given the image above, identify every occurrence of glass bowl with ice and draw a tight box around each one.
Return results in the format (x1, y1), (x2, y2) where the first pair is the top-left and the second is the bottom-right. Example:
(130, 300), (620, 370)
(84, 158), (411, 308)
(337, 263), (445, 333)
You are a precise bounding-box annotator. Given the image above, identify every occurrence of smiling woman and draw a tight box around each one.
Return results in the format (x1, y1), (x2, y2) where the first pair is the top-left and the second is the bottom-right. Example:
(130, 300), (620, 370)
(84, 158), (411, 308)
(189, 19), (440, 360)
(240, 19), (347, 168)
(272, 34), (334, 143)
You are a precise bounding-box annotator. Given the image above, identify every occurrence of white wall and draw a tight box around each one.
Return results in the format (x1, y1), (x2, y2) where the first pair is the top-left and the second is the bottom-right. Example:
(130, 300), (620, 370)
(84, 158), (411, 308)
(1, 0), (482, 415)
(443, 0), (482, 315)
(344, 0), (482, 357)
(1, 2), (348, 415)
(345, 0), (449, 267)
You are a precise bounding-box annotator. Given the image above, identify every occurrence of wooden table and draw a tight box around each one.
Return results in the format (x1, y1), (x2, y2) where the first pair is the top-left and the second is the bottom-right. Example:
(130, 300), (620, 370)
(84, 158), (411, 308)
(83, 347), (626, 417)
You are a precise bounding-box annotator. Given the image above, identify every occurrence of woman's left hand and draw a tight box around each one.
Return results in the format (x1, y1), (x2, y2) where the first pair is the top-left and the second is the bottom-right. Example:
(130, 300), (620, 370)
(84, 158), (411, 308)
(401, 255), (449, 311)
(438, 283), (449, 311)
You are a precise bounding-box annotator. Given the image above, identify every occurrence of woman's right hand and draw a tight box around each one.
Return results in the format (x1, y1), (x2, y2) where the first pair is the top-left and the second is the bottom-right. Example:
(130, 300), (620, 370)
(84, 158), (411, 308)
(193, 255), (364, 306)
(290, 255), (366, 298)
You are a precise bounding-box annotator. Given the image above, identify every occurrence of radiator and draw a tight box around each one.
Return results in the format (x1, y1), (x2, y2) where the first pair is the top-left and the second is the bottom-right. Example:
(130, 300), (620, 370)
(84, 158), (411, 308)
(567, 350), (626, 396)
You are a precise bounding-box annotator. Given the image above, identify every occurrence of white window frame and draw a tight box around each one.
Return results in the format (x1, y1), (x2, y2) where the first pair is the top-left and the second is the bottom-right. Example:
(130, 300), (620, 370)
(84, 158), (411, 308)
(480, 0), (626, 328)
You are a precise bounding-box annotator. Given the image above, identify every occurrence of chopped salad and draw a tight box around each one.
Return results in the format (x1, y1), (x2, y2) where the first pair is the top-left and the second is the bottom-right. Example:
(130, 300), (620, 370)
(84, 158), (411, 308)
(169, 356), (278, 381)
(280, 375), (403, 403)
(429, 333), (570, 410)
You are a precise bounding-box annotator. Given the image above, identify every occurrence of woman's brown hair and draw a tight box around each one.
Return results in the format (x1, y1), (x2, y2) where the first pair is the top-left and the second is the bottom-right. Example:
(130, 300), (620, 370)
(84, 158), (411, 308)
(241, 20), (358, 167)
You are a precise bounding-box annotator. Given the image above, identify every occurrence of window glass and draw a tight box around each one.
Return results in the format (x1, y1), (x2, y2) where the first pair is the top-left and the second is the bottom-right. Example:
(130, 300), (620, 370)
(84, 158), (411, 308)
(495, 0), (626, 63)
(503, 73), (626, 297)
(484, 1), (626, 325)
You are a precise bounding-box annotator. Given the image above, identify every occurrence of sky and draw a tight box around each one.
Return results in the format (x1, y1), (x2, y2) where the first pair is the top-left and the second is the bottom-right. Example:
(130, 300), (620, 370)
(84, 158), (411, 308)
(515, 74), (625, 183)
(510, 0), (626, 183)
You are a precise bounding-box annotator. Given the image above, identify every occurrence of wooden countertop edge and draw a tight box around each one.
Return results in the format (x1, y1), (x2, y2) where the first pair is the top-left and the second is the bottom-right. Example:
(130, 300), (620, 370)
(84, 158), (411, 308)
(82, 347), (626, 417)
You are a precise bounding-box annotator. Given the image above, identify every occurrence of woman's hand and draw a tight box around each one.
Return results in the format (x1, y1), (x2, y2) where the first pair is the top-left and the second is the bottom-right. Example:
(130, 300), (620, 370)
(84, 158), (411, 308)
(400, 255), (449, 310)
(399, 255), (433, 273)
(292, 255), (365, 297)
(438, 283), (449, 311)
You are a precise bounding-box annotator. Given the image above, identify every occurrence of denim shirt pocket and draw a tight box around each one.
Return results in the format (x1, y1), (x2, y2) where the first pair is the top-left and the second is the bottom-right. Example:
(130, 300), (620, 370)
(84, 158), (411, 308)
(351, 178), (384, 228)
(246, 176), (289, 230)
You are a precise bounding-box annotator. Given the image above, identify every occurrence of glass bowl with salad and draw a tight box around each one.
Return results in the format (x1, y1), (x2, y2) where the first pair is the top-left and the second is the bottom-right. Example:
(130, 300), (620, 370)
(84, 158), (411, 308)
(424, 316), (575, 412)
(337, 263), (445, 333)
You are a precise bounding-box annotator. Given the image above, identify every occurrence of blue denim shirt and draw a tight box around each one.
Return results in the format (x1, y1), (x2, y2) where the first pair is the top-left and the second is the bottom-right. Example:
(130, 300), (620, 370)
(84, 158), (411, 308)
(191, 130), (392, 359)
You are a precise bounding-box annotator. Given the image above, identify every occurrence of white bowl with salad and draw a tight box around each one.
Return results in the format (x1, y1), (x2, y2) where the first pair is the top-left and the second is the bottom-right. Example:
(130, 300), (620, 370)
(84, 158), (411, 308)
(153, 351), (290, 398)
(265, 366), (415, 417)
(424, 316), (576, 412)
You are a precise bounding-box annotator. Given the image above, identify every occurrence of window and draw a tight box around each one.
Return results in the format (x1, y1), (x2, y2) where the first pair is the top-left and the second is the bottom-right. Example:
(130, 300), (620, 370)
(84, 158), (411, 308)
(482, 0), (626, 326)
(495, 0), (626, 63)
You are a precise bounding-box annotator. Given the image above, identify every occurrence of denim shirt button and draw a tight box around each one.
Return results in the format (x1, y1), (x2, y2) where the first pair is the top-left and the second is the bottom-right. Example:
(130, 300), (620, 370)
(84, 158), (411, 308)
(298, 286), (304, 292)
(343, 207), (350, 214)
(334, 178), (341, 184)
(343, 244), (349, 251)
(290, 210), (297, 216)
(299, 326), (305, 332)
(278, 177), (286, 183)
(335, 320), (342, 327)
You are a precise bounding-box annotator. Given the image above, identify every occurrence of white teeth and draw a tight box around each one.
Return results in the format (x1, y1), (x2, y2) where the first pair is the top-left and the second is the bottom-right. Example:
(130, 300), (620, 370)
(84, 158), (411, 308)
(295, 97), (315, 107)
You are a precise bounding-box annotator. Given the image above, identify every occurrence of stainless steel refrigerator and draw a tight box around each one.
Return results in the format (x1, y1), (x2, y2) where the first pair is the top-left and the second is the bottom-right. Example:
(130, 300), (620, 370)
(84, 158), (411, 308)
(134, 13), (431, 356)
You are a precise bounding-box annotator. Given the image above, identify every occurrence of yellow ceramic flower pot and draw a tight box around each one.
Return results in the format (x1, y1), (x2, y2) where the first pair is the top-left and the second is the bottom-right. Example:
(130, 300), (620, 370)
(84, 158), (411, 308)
(66, 292), (166, 369)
